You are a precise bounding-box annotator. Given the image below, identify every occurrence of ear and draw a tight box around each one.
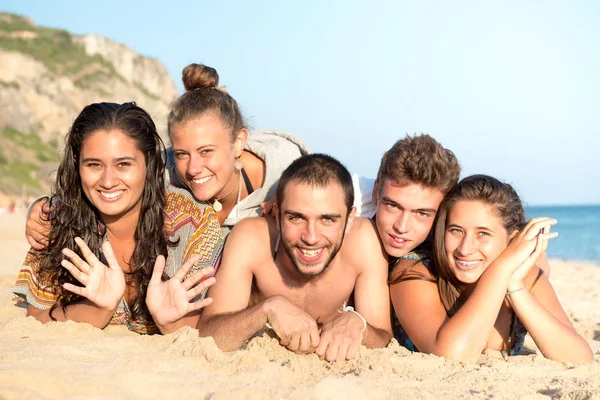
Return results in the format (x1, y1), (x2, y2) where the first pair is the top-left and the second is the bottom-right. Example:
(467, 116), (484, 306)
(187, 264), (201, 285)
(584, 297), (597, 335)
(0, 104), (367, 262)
(508, 230), (519, 242)
(371, 179), (379, 205)
(345, 206), (357, 233)
(233, 128), (248, 158)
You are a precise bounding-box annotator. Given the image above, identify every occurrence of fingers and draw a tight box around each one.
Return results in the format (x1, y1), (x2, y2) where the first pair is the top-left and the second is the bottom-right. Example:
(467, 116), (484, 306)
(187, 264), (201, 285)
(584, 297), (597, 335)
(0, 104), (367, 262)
(188, 296), (214, 312)
(183, 266), (215, 290)
(150, 255), (166, 287)
(346, 342), (360, 360)
(279, 332), (291, 347)
(186, 276), (216, 301)
(72, 237), (103, 269)
(310, 325), (320, 350)
(315, 336), (329, 359)
(27, 233), (48, 250)
(335, 342), (350, 362)
(174, 254), (202, 282)
(523, 218), (557, 240)
(325, 341), (340, 362)
(298, 332), (316, 353)
(100, 240), (119, 270)
(40, 199), (52, 216)
(287, 333), (301, 352)
(61, 258), (89, 285)
(62, 247), (92, 275)
(62, 282), (87, 298)
(26, 200), (51, 250)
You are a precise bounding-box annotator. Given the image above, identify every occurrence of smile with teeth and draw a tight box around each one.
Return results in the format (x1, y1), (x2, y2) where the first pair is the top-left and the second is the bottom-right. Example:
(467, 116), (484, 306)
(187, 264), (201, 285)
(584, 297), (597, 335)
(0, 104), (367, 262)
(99, 190), (124, 200)
(455, 258), (480, 268)
(191, 175), (213, 185)
(389, 234), (409, 245)
(299, 248), (323, 257)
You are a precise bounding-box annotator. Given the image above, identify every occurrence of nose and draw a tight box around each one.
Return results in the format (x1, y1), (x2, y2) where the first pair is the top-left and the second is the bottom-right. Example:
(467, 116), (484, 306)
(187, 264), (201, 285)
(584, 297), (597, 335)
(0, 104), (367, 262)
(393, 211), (411, 234)
(99, 166), (118, 189)
(457, 234), (477, 256)
(186, 154), (204, 176)
(301, 221), (319, 246)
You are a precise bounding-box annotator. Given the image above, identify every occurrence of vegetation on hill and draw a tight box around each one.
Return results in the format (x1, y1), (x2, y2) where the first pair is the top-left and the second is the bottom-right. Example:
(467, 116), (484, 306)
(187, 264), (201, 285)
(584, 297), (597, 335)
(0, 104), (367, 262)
(0, 12), (118, 85)
(0, 126), (61, 195)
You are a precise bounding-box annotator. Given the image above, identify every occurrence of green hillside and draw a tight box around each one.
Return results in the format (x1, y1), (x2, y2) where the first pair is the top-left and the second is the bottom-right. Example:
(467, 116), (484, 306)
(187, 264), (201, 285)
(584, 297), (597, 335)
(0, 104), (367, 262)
(0, 126), (61, 196)
(0, 12), (118, 85)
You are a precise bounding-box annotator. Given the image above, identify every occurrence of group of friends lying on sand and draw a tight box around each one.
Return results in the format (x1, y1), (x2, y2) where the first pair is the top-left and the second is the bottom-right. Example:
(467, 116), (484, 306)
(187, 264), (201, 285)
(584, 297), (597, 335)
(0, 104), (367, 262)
(13, 64), (594, 364)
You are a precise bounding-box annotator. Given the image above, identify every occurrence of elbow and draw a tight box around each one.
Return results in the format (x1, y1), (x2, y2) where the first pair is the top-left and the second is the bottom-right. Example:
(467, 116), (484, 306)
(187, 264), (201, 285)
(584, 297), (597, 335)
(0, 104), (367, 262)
(429, 337), (481, 363)
(364, 328), (392, 349)
(545, 344), (595, 364)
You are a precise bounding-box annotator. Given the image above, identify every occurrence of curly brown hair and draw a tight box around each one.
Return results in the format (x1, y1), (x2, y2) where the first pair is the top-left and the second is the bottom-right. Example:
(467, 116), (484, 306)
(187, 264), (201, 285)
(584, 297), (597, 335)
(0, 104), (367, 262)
(373, 134), (460, 201)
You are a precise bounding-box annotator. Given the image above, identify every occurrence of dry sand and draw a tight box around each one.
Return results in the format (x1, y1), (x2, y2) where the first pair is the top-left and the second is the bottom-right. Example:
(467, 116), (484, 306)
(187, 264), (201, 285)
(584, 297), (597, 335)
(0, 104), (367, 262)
(0, 211), (598, 399)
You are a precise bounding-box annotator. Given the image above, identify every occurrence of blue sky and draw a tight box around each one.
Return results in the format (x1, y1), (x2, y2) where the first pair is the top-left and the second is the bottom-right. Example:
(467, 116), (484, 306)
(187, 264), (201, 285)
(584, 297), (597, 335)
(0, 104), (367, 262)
(2, 1), (599, 205)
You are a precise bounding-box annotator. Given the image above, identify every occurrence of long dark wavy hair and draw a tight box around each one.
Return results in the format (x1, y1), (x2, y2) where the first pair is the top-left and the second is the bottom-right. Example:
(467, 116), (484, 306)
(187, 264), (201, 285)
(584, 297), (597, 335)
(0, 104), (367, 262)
(432, 175), (526, 316)
(37, 102), (168, 323)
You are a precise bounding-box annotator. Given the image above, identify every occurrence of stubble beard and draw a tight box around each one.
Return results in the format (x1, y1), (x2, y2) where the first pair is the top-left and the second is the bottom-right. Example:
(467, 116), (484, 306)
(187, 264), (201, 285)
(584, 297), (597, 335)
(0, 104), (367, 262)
(279, 217), (349, 279)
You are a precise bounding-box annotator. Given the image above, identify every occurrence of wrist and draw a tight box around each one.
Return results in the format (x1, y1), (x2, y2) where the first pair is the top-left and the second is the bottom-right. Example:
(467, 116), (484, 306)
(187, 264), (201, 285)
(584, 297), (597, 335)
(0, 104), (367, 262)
(506, 285), (527, 296)
(95, 299), (120, 316)
(261, 295), (281, 323)
(507, 280), (525, 293)
(342, 305), (367, 333)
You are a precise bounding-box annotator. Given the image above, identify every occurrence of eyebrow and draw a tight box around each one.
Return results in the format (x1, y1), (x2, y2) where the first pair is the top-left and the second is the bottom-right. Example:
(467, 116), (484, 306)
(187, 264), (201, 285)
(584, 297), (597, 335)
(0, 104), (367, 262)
(173, 144), (216, 152)
(447, 223), (495, 232)
(81, 156), (137, 163)
(284, 210), (342, 219)
(381, 196), (437, 214)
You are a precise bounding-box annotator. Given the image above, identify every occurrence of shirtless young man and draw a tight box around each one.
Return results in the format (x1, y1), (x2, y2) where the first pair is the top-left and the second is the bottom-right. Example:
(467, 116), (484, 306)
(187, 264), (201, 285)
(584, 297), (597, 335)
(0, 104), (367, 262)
(197, 154), (392, 362)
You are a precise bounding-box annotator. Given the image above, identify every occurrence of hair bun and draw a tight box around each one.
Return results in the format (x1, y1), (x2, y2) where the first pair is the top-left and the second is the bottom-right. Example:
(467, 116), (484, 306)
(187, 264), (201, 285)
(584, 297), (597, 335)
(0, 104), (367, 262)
(182, 64), (219, 91)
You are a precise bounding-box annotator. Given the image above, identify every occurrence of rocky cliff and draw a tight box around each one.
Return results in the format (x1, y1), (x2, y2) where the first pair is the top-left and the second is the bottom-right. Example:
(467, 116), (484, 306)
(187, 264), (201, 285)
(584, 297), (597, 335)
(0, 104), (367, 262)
(0, 13), (178, 201)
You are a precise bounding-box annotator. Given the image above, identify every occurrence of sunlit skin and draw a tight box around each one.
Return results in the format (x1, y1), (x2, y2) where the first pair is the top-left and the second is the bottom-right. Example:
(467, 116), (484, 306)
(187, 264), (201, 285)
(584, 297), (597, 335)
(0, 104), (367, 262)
(373, 178), (444, 258)
(276, 182), (351, 279)
(445, 200), (515, 285)
(198, 178), (393, 360)
(170, 112), (246, 204)
(78, 129), (146, 226)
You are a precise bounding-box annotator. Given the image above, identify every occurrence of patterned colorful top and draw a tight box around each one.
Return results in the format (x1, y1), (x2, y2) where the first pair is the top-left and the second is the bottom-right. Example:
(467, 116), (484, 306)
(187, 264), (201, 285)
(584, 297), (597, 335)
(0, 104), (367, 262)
(12, 185), (224, 334)
(390, 250), (529, 356)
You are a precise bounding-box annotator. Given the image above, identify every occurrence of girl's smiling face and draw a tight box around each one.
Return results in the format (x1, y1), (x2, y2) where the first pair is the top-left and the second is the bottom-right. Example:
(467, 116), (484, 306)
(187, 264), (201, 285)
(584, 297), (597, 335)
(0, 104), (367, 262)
(444, 200), (512, 284)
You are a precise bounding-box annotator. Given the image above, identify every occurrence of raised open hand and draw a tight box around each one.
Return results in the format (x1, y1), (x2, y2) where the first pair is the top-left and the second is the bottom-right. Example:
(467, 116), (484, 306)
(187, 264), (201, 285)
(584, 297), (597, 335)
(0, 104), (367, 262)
(146, 254), (216, 329)
(61, 237), (125, 313)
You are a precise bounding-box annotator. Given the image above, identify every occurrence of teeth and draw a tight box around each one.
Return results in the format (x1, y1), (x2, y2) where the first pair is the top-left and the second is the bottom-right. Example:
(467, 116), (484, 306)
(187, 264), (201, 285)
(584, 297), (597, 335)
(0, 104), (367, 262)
(100, 191), (123, 199)
(456, 259), (480, 267)
(192, 176), (212, 184)
(300, 248), (322, 257)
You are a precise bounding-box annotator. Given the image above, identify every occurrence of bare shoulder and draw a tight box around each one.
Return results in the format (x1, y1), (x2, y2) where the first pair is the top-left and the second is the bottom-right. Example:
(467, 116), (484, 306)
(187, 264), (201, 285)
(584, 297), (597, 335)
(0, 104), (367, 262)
(342, 217), (387, 273)
(227, 216), (270, 243)
(344, 217), (381, 248)
(222, 216), (276, 270)
(389, 258), (435, 285)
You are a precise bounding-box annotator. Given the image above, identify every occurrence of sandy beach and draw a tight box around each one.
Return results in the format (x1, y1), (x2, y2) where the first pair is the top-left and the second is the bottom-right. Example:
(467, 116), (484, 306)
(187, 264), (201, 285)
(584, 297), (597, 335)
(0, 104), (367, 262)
(0, 211), (598, 400)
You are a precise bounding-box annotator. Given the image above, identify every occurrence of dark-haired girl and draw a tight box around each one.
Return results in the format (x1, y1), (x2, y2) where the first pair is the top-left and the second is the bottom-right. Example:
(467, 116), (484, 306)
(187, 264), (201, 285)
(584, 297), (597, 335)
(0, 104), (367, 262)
(13, 102), (223, 334)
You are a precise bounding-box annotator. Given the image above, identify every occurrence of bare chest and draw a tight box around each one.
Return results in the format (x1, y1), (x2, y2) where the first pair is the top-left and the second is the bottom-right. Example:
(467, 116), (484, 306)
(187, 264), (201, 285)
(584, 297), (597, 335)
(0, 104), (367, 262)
(253, 266), (357, 325)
